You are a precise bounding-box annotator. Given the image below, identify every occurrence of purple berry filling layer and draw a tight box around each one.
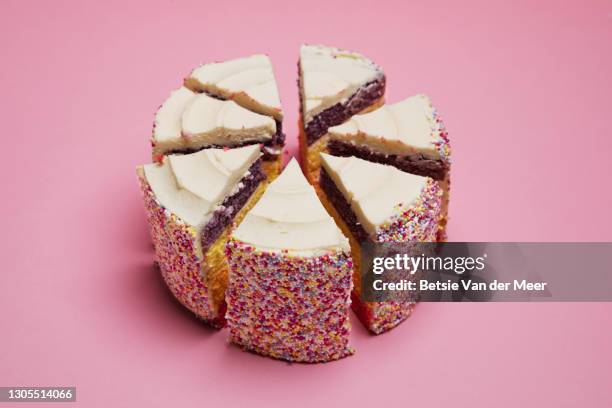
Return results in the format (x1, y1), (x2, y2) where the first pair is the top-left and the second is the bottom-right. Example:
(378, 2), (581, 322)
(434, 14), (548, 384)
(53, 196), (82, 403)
(200, 159), (266, 251)
(328, 139), (448, 181)
(303, 77), (386, 145)
(320, 167), (371, 244)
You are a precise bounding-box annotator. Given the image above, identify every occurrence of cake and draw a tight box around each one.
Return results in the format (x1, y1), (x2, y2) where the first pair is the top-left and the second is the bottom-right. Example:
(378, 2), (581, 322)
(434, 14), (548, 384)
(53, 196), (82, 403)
(138, 47), (455, 359)
(137, 145), (268, 328)
(151, 89), (283, 177)
(326, 94), (451, 241)
(298, 44), (386, 183)
(225, 159), (354, 362)
(184, 54), (285, 174)
(185, 54), (283, 121)
(318, 153), (442, 334)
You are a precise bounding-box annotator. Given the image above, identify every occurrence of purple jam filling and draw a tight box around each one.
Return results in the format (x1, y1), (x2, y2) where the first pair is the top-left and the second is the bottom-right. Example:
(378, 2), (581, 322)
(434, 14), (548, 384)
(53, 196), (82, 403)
(200, 159), (266, 251)
(320, 168), (371, 244)
(328, 139), (448, 181)
(302, 77), (386, 145)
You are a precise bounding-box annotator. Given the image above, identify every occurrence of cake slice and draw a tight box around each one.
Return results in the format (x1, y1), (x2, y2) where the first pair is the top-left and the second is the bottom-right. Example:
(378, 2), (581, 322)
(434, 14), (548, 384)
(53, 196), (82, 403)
(184, 54), (285, 173)
(318, 153), (442, 334)
(225, 159), (353, 362)
(298, 44), (386, 183)
(326, 94), (451, 241)
(185, 54), (283, 121)
(137, 145), (268, 328)
(151, 90), (281, 176)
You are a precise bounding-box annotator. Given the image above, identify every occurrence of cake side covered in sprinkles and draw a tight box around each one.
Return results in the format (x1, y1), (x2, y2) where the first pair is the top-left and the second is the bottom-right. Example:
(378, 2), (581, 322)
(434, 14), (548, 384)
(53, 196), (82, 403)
(225, 241), (353, 362)
(137, 145), (268, 327)
(319, 153), (442, 334)
(226, 159), (354, 362)
(138, 173), (218, 323)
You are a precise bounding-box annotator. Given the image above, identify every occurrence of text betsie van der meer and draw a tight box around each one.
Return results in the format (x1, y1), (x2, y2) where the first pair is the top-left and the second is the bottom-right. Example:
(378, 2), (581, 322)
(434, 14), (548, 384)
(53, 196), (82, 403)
(371, 254), (548, 292)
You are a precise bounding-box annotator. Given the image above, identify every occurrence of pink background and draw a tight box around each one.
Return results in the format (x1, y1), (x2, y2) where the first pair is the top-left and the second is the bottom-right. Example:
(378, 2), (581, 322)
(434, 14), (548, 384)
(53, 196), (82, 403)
(1, 0), (611, 407)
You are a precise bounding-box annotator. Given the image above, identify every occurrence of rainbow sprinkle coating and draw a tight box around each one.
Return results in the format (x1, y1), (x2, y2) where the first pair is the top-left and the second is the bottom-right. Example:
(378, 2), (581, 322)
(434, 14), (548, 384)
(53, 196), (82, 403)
(431, 108), (451, 165)
(225, 239), (354, 362)
(431, 108), (451, 242)
(362, 178), (442, 334)
(376, 179), (442, 242)
(357, 300), (416, 335)
(137, 170), (222, 327)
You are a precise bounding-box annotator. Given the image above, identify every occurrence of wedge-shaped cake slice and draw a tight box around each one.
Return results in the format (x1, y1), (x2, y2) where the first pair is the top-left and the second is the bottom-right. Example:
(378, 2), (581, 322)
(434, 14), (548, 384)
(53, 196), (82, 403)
(185, 54), (283, 121)
(137, 145), (268, 328)
(226, 159), (353, 363)
(327, 94), (451, 241)
(319, 153), (442, 334)
(152, 90), (281, 177)
(298, 44), (386, 182)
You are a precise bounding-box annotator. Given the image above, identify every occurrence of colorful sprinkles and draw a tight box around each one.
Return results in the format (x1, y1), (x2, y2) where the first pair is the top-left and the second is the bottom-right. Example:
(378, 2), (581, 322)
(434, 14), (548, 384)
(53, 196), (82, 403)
(431, 108), (451, 165)
(431, 108), (451, 242)
(137, 171), (222, 327)
(376, 178), (442, 242)
(359, 178), (442, 334)
(225, 239), (354, 363)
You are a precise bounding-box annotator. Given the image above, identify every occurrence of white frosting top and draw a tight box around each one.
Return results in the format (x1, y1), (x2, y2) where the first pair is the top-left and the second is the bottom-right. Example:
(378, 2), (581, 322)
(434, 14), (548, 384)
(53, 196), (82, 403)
(187, 54), (283, 120)
(328, 94), (440, 157)
(320, 153), (428, 235)
(153, 87), (198, 143)
(143, 145), (261, 227)
(181, 93), (275, 143)
(233, 159), (349, 255)
(299, 44), (383, 122)
(153, 89), (275, 147)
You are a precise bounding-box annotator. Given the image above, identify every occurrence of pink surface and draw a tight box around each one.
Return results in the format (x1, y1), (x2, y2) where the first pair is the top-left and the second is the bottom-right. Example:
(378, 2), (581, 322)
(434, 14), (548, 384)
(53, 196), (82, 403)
(1, 0), (611, 407)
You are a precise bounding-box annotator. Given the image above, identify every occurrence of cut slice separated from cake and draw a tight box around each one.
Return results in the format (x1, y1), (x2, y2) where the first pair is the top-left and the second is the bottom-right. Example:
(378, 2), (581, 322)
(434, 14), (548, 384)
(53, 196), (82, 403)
(183, 54), (285, 174)
(298, 44), (386, 183)
(151, 90), (282, 176)
(185, 54), (283, 121)
(136, 145), (269, 328)
(326, 94), (451, 241)
(225, 159), (354, 363)
(318, 153), (442, 334)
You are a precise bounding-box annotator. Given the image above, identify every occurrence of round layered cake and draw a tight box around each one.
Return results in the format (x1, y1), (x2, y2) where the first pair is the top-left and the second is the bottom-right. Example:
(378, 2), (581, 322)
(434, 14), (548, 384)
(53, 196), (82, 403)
(137, 47), (452, 360)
